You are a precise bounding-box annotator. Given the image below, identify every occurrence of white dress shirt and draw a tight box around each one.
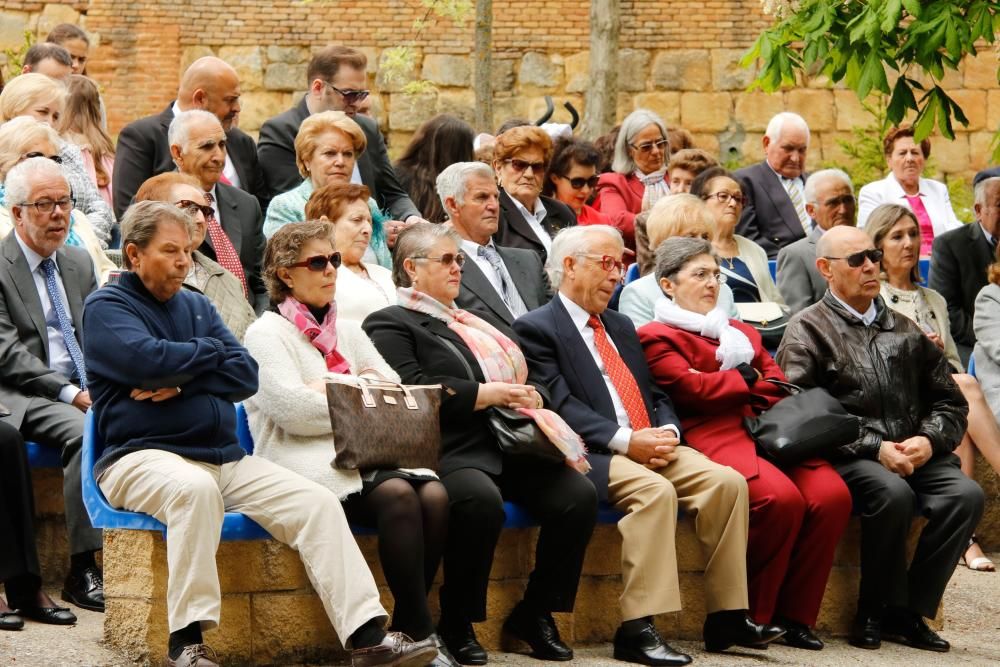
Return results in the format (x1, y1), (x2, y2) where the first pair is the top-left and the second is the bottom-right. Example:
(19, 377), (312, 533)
(172, 101), (240, 188)
(511, 196), (552, 253)
(460, 239), (528, 318)
(830, 290), (877, 326)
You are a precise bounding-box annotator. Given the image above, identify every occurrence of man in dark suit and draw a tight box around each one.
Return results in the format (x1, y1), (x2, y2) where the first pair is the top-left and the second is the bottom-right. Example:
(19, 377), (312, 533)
(0, 158), (104, 614)
(438, 162), (550, 329)
(256, 45), (422, 227)
(930, 176), (1000, 357)
(514, 225), (781, 664)
(169, 110), (268, 313)
(735, 112), (812, 259)
(112, 56), (264, 218)
(494, 189), (577, 263)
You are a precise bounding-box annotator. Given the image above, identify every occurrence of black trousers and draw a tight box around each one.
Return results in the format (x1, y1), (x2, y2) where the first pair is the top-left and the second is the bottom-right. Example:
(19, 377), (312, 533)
(834, 454), (984, 618)
(439, 458), (598, 623)
(0, 421), (42, 602)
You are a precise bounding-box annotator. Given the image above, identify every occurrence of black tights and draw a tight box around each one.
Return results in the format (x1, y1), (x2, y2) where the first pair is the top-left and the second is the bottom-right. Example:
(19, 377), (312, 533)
(343, 477), (448, 640)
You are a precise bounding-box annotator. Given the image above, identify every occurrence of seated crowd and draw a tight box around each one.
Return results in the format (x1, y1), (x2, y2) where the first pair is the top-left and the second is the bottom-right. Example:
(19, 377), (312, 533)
(0, 33), (997, 667)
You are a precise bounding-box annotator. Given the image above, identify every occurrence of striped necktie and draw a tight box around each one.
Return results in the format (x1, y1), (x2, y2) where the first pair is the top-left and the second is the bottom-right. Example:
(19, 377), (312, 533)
(783, 177), (811, 234)
(40, 258), (87, 389)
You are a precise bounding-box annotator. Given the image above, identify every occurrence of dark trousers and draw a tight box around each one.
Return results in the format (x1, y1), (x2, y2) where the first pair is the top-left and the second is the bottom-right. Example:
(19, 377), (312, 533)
(834, 454), (984, 618)
(439, 459), (598, 623)
(0, 421), (42, 602)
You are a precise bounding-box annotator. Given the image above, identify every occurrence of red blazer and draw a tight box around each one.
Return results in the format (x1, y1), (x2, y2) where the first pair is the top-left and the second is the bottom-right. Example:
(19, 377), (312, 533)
(577, 204), (613, 227)
(593, 172), (645, 248)
(637, 319), (822, 480)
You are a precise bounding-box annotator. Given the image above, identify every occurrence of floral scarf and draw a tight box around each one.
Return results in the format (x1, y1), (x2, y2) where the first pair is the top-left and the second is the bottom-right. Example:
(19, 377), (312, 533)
(635, 167), (670, 212)
(278, 296), (351, 374)
(398, 287), (589, 472)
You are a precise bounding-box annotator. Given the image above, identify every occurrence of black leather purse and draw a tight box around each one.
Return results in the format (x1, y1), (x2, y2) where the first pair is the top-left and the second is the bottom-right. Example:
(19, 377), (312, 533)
(743, 379), (860, 464)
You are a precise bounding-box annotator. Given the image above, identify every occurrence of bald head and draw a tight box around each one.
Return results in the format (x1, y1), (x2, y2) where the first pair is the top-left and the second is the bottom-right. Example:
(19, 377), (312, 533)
(816, 225), (869, 259)
(177, 57), (241, 130)
(816, 225), (881, 313)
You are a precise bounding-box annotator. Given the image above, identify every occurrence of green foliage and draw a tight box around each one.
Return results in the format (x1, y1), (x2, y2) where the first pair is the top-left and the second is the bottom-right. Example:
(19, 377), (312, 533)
(379, 0), (473, 94)
(2, 30), (35, 83)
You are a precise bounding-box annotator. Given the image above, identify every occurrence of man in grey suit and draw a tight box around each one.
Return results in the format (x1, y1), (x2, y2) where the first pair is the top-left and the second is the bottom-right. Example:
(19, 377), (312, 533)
(777, 169), (856, 313)
(169, 110), (269, 313)
(0, 158), (104, 614)
(438, 162), (550, 331)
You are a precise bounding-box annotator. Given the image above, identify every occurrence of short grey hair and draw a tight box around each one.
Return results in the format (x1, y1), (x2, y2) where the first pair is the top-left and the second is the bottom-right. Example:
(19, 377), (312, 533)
(975, 176), (1000, 206)
(547, 224), (624, 289)
(804, 168), (853, 204)
(120, 200), (194, 270)
(5, 157), (67, 214)
(168, 109), (221, 150)
(654, 236), (716, 283)
(612, 109), (668, 175)
(392, 221), (463, 288)
(436, 161), (495, 211)
(765, 112), (810, 144)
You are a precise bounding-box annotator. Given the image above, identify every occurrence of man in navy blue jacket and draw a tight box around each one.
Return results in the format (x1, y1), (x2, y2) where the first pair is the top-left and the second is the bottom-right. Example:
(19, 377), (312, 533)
(82, 201), (435, 667)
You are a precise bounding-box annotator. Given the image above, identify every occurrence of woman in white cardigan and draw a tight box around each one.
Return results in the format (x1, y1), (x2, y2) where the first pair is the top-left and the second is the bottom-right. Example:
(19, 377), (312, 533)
(244, 221), (455, 666)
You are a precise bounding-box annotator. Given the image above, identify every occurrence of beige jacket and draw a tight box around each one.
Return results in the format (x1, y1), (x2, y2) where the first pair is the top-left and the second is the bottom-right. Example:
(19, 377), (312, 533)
(184, 251), (257, 342)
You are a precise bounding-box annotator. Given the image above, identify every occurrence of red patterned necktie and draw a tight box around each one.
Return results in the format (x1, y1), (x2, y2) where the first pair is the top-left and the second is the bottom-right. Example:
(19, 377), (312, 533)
(203, 191), (248, 296)
(587, 314), (650, 430)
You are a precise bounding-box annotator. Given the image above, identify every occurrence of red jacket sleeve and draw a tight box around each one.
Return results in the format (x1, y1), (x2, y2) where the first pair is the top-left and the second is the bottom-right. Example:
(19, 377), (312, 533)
(593, 174), (638, 247)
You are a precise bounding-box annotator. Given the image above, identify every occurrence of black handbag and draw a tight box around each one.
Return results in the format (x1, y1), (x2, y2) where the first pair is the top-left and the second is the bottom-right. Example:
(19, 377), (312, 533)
(743, 379), (860, 464)
(735, 302), (789, 349)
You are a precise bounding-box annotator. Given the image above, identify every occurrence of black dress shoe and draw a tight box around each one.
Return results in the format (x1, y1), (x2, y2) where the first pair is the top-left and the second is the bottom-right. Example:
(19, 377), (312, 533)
(702, 611), (785, 653)
(882, 611), (950, 652)
(62, 566), (104, 612)
(16, 604), (77, 625)
(776, 620), (824, 650)
(849, 613), (881, 650)
(438, 621), (487, 665)
(0, 611), (24, 631)
(613, 621), (692, 666)
(502, 604), (573, 661)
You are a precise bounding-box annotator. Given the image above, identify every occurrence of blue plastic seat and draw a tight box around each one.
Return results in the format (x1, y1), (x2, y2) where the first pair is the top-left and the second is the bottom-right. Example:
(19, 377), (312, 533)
(768, 260), (777, 282)
(624, 263), (640, 285)
(26, 441), (62, 468)
(969, 352), (977, 378)
(919, 258), (930, 284)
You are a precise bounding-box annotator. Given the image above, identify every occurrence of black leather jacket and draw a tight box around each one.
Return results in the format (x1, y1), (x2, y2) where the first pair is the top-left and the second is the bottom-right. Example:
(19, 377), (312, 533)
(776, 292), (968, 461)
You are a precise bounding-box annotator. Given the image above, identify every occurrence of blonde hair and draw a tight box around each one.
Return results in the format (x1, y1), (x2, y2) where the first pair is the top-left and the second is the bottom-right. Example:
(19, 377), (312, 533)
(59, 75), (114, 183)
(0, 116), (63, 181)
(646, 193), (714, 250)
(0, 73), (67, 122)
(294, 110), (367, 179)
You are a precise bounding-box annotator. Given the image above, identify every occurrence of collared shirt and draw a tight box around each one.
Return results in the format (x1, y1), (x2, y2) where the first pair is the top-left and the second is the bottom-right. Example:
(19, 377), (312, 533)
(459, 238), (528, 318)
(206, 183), (220, 223)
(511, 196), (552, 253)
(13, 232), (81, 404)
(172, 101), (240, 188)
(830, 290), (877, 326)
(980, 223), (996, 249)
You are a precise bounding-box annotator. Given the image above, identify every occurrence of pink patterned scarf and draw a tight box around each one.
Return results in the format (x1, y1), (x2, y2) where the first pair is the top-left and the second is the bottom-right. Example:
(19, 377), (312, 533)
(277, 297), (352, 374)
(398, 287), (589, 472)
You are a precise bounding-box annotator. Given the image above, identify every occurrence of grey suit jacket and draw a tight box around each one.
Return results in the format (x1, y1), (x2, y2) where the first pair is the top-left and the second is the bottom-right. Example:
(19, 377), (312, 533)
(776, 226), (827, 313)
(0, 233), (96, 427)
(930, 221), (994, 348)
(200, 182), (269, 313)
(455, 244), (551, 327)
(735, 161), (809, 259)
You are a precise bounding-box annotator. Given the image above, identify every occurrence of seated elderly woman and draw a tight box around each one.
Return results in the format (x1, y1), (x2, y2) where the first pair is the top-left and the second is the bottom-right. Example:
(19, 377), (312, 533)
(243, 220), (452, 665)
(304, 182), (395, 322)
(0, 72), (115, 247)
(134, 172), (257, 341)
(620, 194), (739, 328)
(0, 116), (115, 282)
(542, 137), (611, 227)
(263, 110), (391, 268)
(362, 223), (597, 665)
(637, 236), (852, 651)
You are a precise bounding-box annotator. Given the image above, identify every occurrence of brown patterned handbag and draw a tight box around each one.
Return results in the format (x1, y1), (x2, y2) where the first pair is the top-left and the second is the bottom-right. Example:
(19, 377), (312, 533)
(326, 378), (442, 471)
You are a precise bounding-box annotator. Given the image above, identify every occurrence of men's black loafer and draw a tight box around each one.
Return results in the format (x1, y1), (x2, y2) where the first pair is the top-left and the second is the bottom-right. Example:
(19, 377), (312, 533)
(62, 566), (105, 612)
(777, 620), (824, 650)
(0, 611), (24, 631)
(17, 604), (77, 625)
(703, 611), (785, 652)
(882, 612), (950, 652)
(848, 613), (881, 650)
(502, 604), (573, 661)
(613, 620), (692, 665)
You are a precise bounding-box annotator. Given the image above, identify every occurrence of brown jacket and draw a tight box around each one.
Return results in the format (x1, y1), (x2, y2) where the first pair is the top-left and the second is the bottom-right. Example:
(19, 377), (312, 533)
(776, 292), (967, 461)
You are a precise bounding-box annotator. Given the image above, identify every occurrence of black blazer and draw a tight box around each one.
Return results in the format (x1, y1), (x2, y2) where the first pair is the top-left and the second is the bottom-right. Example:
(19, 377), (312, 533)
(929, 221), (995, 347)
(513, 295), (681, 499)
(200, 182), (269, 314)
(257, 96), (420, 221)
(455, 244), (551, 329)
(111, 102), (264, 218)
(493, 189), (577, 263)
(734, 161), (808, 259)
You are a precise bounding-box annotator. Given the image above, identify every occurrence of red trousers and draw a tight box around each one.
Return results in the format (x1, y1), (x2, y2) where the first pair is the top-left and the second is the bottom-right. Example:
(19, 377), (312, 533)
(746, 457), (852, 626)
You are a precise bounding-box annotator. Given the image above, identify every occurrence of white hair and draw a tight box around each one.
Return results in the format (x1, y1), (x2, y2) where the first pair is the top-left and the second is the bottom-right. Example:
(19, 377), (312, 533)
(436, 161), (495, 211)
(547, 224), (624, 289)
(804, 168), (853, 204)
(612, 108), (668, 175)
(5, 157), (68, 213)
(168, 109), (221, 150)
(765, 112), (810, 144)
(975, 176), (1000, 206)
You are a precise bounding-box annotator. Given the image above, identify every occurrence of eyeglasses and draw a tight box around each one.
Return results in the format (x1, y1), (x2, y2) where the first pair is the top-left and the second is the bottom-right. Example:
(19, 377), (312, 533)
(559, 174), (600, 190)
(823, 248), (883, 268)
(324, 82), (370, 105)
(683, 268), (727, 285)
(703, 191), (745, 206)
(504, 158), (546, 174)
(629, 138), (669, 155)
(820, 194), (856, 208)
(21, 151), (63, 164)
(19, 196), (75, 214)
(413, 252), (466, 267)
(175, 199), (215, 220)
(287, 252), (343, 271)
(575, 253), (625, 274)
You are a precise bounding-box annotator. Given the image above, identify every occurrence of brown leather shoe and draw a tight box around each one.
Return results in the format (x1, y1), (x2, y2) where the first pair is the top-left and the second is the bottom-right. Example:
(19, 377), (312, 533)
(352, 632), (438, 667)
(165, 643), (219, 667)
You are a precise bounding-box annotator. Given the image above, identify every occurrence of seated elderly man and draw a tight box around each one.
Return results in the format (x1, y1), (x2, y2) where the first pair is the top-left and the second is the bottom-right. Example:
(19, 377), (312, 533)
(777, 225), (983, 653)
(514, 224), (783, 665)
(82, 201), (436, 667)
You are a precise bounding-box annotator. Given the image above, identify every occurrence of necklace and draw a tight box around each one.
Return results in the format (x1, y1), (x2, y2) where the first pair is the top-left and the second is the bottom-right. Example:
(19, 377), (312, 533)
(721, 255), (736, 270)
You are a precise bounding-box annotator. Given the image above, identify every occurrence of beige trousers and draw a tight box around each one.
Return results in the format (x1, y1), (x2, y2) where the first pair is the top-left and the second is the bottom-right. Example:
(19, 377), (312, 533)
(98, 450), (387, 641)
(608, 446), (750, 620)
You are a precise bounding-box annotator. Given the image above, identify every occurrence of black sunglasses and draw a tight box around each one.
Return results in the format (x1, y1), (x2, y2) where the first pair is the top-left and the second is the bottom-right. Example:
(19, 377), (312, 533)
(823, 248), (883, 268)
(413, 252), (466, 267)
(175, 199), (215, 220)
(325, 82), (370, 105)
(22, 151), (63, 164)
(560, 174), (600, 190)
(288, 252), (343, 271)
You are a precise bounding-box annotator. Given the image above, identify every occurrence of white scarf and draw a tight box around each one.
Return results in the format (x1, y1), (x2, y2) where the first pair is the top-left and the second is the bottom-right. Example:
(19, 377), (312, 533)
(635, 167), (670, 212)
(653, 297), (755, 370)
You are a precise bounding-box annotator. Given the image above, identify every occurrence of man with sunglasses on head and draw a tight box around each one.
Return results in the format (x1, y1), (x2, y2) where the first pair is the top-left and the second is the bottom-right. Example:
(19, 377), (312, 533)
(777, 225), (983, 654)
(257, 46), (424, 231)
